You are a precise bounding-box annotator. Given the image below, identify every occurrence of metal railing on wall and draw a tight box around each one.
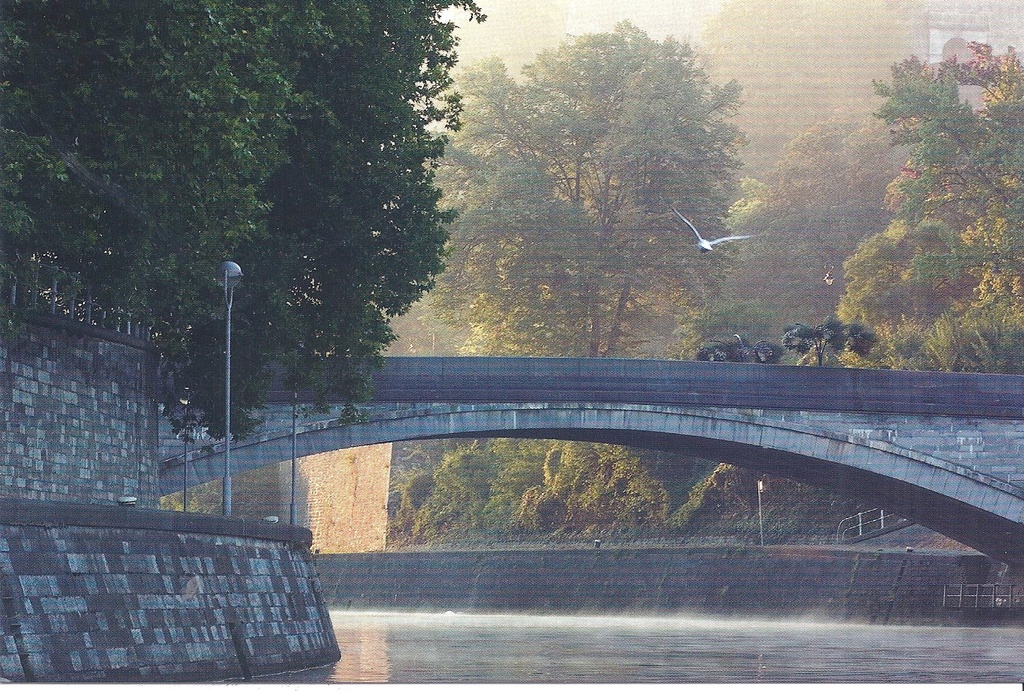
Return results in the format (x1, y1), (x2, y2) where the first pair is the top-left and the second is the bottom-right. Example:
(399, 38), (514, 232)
(836, 508), (913, 542)
(3, 261), (151, 341)
(943, 584), (1022, 609)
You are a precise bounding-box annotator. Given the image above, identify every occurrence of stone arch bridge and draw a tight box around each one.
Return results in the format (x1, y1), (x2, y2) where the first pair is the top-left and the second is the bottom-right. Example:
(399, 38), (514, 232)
(161, 357), (1024, 565)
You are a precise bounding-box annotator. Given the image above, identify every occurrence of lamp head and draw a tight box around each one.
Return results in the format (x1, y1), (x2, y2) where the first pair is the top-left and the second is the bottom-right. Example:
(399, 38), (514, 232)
(217, 260), (243, 288)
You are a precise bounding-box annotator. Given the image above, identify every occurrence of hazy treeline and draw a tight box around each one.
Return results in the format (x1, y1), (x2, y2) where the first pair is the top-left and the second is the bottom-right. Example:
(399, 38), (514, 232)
(389, 4), (1024, 546)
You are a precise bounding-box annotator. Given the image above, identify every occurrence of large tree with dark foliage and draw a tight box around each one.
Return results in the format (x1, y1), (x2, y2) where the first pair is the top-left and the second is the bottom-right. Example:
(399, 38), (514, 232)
(1, 0), (481, 436)
(432, 24), (742, 357)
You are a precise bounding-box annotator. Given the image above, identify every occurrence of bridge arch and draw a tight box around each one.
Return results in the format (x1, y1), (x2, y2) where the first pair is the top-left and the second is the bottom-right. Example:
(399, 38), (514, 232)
(165, 401), (1024, 565)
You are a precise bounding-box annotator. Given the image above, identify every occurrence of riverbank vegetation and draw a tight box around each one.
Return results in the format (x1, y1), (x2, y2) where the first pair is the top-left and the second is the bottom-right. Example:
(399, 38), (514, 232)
(389, 24), (1024, 546)
(386, 440), (863, 547)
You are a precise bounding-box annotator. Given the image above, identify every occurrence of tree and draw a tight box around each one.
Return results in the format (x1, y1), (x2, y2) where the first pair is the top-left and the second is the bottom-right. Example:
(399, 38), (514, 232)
(541, 443), (669, 531)
(433, 24), (742, 357)
(782, 316), (876, 366)
(720, 119), (901, 328)
(2, 0), (482, 436)
(481, 439), (550, 529)
(411, 441), (500, 540)
(841, 43), (1024, 373)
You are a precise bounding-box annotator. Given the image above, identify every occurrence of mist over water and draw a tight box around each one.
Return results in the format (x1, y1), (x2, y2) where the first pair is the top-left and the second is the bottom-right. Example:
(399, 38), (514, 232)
(271, 610), (1024, 683)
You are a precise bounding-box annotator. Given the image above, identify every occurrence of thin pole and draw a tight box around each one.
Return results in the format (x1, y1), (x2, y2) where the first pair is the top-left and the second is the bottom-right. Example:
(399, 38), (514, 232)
(290, 390), (298, 524)
(182, 427), (188, 511)
(757, 479), (765, 547)
(223, 273), (233, 516)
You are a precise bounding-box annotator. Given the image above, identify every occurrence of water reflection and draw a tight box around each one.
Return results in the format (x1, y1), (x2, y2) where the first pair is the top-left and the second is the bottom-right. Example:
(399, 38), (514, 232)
(331, 619), (390, 682)
(274, 610), (1024, 683)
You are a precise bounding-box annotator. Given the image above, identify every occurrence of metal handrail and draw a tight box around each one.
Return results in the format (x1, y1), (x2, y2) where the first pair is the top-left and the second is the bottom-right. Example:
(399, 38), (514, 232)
(943, 584), (1019, 608)
(836, 507), (904, 542)
(3, 260), (150, 340)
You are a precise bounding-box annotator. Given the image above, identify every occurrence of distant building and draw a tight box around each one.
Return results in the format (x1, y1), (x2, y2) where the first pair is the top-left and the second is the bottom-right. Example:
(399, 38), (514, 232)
(904, 0), (1024, 63)
(460, 0), (1024, 68)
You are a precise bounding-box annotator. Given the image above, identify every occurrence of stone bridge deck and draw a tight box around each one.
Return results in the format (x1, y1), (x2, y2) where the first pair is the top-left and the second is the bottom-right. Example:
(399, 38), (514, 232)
(160, 357), (1024, 565)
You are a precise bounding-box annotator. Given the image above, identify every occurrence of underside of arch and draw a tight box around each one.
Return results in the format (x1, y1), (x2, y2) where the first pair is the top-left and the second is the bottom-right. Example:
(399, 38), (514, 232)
(442, 427), (1024, 566)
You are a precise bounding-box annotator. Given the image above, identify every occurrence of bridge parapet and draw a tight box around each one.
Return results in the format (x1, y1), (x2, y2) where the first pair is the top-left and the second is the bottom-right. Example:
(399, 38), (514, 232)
(165, 358), (1024, 565)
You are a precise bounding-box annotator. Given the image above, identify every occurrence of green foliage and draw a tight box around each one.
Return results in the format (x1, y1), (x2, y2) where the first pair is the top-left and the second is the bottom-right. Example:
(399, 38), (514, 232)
(923, 304), (1024, 374)
(411, 442), (500, 540)
(1, 0), (481, 437)
(720, 120), (900, 327)
(433, 24), (741, 357)
(669, 464), (863, 544)
(671, 299), (781, 362)
(670, 464), (754, 533)
(543, 443), (669, 531)
(838, 220), (971, 330)
(389, 469), (435, 539)
(481, 439), (550, 529)
(782, 316), (876, 366)
(839, 44), (1024, 373)
(388, 440), (673, 544)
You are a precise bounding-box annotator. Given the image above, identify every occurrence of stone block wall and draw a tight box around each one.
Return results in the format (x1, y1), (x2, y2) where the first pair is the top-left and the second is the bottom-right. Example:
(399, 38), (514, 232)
(186, 444), (392, 554)
(298, 445), (392, 553)
(0, 497), (339, 682)
(315, 546), (1019, 626)
(1, 319), (159, 506)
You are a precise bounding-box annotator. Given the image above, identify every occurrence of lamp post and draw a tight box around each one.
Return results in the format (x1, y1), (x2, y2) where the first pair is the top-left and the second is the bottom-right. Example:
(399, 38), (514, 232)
(757, 478), (765, 547)
(217, 260), (242, 516)
(290, 389), (298, 524)
(180, 388), (191, 511)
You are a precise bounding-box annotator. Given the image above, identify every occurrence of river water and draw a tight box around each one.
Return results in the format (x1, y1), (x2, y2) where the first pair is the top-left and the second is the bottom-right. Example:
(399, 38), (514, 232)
(269, 610), (1024, 683)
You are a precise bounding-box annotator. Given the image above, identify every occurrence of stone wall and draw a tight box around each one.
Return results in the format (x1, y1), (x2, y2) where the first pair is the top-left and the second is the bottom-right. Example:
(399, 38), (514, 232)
(909, 0), (1024, 64)
(1, 318), (159, 506)
(299, 445), (392, 554)
(197, 444), (392, 553)
(0, 496), (340, 682)
(316, 546), (1022, 626)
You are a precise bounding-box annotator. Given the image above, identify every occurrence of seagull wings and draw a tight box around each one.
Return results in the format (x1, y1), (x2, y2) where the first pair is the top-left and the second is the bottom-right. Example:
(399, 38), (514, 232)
(671, 208), (705, 241)
(670, 207), (752, 250)
(705, 234), (752, 246)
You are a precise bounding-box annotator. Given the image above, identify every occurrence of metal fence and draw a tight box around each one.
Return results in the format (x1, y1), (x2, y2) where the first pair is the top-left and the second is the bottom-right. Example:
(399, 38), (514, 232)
(836, 508), (911, 542)
(942, 584), (1022, 609)
(3, 261), (150, 340)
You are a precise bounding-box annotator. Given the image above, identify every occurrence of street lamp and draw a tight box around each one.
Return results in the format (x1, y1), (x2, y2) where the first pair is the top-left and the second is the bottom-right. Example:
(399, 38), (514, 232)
(180, 388), (191, 511)
(757, 478), (765, 547)
(290, 389), (298, 524)
(217, 260), (242, 516)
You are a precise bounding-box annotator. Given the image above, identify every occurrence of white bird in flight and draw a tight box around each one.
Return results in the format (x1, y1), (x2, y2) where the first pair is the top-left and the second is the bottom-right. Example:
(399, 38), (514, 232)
(672, 208), (752, 252)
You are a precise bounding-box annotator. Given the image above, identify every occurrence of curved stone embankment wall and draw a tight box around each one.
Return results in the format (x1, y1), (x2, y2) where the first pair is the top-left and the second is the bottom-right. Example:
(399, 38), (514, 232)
(0, 498), (340, 683)
(316, 546), (1021, 626)
(1, 318), (160, 505)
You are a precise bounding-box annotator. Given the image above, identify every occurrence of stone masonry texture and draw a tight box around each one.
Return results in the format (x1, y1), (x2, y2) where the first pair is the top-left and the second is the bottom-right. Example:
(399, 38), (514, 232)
(316, 546), (1024, 626)
(0, 497), (340, 683)
(1, 322), (340, 681)
(1, 320), (160, 506)
(300, 445), (391, 554)
(221, 444), (392, 554)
